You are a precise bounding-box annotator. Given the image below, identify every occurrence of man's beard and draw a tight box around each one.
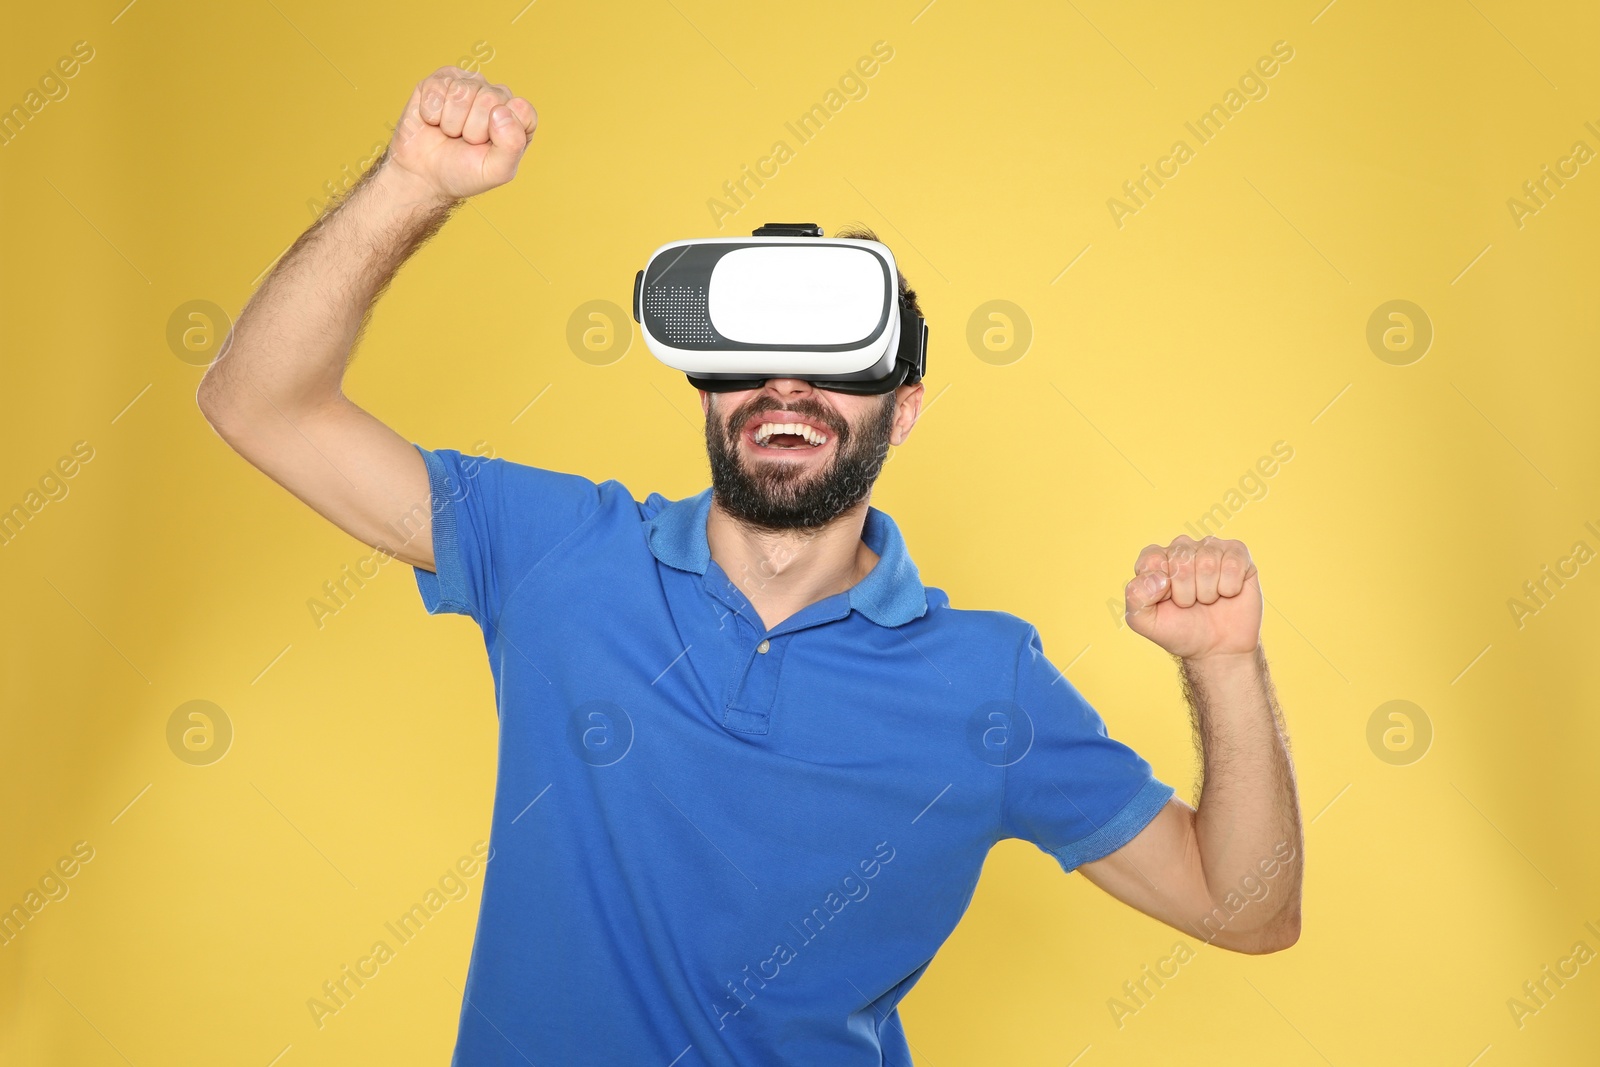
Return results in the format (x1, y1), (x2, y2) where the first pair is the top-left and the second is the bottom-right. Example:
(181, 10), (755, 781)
(705, 392), (897, 532)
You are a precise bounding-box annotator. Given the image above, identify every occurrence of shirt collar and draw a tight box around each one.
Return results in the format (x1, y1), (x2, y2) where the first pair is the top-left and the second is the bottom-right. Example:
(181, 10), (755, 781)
(643, 487), (928, 628)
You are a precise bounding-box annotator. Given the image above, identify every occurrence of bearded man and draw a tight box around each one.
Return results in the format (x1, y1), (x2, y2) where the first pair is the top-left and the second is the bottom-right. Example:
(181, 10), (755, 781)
(198, 65), (1302, 1067)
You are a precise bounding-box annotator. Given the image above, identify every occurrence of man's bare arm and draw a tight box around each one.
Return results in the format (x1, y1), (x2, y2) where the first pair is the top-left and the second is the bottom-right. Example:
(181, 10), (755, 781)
(196, 67), (538, 570)
(1078, 537), (1304, 954)
(1080, 648), (1302, 954)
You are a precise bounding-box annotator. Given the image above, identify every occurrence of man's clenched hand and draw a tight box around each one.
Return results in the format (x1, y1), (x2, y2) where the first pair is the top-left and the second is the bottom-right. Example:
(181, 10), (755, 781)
(384, 66), (538, 201)
(1124, 535), (1263, 662)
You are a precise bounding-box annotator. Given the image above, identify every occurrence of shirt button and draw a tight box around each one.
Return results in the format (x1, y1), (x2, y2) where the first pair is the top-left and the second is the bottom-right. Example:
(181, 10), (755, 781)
(756, 639), (771, 654)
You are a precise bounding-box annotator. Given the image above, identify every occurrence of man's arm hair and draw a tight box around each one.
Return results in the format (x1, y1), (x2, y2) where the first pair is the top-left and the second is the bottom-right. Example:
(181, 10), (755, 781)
(1078, 649), (1302, 955)
(197, 65), (537, 571)
(196, 152), (459, 571)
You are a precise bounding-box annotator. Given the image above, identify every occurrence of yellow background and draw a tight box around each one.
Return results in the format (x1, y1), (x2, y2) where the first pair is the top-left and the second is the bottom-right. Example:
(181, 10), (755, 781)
(3, 0), (1598, 1063)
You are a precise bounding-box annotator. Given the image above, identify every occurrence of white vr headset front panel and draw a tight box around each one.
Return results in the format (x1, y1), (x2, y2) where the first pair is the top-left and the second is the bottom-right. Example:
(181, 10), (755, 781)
(708, 246), (886, 346)
(638, 236), (901, 378)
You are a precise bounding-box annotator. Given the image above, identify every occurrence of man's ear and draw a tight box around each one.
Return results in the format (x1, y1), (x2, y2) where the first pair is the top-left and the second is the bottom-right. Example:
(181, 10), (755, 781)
(890, 381), (925, 446)
(699, 388), (710, 417)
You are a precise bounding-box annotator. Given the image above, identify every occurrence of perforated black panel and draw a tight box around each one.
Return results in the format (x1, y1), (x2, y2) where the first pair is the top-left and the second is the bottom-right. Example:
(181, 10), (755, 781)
(643, 284), (714, 346)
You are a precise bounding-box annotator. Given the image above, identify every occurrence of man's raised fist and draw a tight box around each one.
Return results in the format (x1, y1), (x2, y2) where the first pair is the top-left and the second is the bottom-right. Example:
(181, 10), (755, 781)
(1124, 534), (1264, 662)
(384, 66), (538, 202)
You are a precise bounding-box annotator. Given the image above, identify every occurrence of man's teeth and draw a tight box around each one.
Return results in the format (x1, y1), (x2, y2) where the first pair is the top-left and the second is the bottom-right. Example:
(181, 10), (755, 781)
(754, 422), (828, 447)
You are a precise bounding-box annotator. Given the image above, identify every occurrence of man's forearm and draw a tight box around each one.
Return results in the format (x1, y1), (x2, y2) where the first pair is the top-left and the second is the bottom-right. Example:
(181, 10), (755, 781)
(1180, 646), (1303, 947)
(199, 151), (460, 420)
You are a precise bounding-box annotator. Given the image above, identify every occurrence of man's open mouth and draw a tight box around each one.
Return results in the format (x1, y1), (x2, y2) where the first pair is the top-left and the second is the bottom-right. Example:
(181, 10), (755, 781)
(748, 421), (831, 450)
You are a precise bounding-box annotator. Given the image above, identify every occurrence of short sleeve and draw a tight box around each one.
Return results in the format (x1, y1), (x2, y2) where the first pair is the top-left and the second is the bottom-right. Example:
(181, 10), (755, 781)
(411, 445), (603, 627)
(1000, 624), (1177, 873)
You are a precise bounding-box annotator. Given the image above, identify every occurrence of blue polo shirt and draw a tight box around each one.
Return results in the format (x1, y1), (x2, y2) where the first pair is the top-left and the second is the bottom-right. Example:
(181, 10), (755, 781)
(410, 445), (1176, 1066)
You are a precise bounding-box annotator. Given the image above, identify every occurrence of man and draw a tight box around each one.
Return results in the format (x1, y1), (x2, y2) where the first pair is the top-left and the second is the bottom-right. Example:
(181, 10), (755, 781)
(199, 66), (1302, 1065)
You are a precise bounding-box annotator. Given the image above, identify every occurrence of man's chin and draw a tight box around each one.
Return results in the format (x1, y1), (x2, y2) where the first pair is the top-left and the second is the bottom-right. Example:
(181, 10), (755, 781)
(714, 469), (833, 528)
(737, 473), (819, 508)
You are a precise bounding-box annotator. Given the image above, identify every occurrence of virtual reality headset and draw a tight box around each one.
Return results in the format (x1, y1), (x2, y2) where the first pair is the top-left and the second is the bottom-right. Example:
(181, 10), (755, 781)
(633, 222), (928, 395)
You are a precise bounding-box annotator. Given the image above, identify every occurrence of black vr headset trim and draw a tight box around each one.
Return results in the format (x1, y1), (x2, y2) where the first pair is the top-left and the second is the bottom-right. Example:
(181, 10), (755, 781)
(632, 222), (929, 396)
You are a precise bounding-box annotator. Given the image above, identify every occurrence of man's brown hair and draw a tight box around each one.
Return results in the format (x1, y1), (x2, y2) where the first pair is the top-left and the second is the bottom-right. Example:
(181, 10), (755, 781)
(832, 224), (923, 320)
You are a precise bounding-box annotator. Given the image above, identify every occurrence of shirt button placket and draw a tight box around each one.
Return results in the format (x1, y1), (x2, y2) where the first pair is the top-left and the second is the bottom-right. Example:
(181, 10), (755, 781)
(723, 633), (781, 734)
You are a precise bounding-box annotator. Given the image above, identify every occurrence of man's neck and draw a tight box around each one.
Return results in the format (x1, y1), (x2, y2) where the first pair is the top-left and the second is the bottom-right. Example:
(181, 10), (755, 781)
(706, 496), (881, 632)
